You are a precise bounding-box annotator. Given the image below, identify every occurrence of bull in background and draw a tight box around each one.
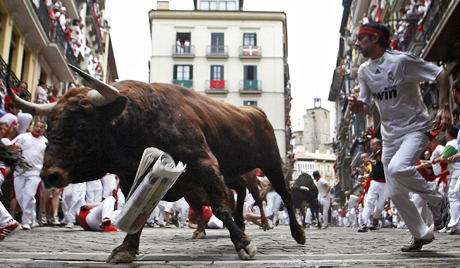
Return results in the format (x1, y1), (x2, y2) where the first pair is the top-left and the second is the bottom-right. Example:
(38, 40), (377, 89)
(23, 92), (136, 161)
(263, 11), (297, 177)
(7, 65), (305, 263)
(291, 173), (321, 228)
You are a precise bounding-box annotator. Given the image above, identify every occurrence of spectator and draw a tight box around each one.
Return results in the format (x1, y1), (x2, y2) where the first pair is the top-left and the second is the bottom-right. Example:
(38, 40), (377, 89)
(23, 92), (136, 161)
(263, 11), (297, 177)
(36, 80), (48, 104)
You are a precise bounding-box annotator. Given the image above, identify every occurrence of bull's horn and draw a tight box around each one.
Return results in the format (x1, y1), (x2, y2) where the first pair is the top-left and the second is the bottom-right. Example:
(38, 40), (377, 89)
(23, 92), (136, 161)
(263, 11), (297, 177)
(68, 64), (119, 106)
(5, 76), (56, 116)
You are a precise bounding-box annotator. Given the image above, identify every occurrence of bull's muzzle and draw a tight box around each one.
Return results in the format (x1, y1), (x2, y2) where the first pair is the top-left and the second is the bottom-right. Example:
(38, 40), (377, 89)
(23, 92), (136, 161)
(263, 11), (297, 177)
(41, 167), (71, 189)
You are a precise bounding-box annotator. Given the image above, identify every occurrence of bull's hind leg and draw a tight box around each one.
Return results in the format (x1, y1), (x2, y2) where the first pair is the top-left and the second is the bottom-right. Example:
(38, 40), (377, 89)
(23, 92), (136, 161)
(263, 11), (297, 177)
(107, 231), (142, 263)
(197, 159), (257, 259)
(244, 172), (270, 230)
(185, 195), (207, 239)
(262, 165), (306, 244)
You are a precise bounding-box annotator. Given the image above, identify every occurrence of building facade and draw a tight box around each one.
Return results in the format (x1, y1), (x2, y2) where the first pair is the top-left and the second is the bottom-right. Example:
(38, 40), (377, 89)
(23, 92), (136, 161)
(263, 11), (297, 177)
(148, 0), (291, 157)
(329, 0), (460, 198)
(0, 0), (117, 103)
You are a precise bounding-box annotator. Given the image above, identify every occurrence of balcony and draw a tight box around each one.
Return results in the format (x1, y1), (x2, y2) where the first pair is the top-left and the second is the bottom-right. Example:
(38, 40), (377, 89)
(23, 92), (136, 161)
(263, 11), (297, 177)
(239, 46), (262, 59)
(206, 45), (229, 58)
(420, 0), (459, 62)
(172, 45), (195, 58)
(0, 56), (31, 100)
(41, 23), (76, 81)
(4, 0), (49, 49)
(86, 1), (105, 53)
(238, 80), (262, 94)
(172, 79), (193, 89)
(205, 80), (228, 94)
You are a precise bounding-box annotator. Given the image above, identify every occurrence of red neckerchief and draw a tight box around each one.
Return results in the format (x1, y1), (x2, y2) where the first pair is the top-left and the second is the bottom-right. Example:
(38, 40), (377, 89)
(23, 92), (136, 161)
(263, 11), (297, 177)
(315, 176), (321, 182)
(31, 132), (41, 138)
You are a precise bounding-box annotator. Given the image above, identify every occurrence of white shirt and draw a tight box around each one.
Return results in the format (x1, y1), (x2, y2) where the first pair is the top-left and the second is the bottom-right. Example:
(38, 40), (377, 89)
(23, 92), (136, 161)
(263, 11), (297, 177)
(445, 139), (460, 179)
(316, 178), (330, 199)
(12, 132), (47, 176)
(430, 144), (445, 176)
(358, 50), (442, 143)
(346, 194), (359, 208)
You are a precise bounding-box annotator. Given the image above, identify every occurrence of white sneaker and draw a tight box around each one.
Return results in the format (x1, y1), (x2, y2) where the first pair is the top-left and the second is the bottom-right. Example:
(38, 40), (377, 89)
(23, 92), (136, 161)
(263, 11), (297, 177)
(65, 222), (74, 229)
(438, 226), (448, 233)
(22, 223), (31, 230)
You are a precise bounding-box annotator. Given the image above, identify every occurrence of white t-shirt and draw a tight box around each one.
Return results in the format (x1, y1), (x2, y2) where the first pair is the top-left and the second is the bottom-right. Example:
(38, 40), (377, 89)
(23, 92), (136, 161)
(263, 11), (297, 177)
(12, 132), (47, 176)
(358, 50), (442, 143)
(444, 139), (460, 179)
(430, 144), (445, 176)
(316, 178), (330, 199)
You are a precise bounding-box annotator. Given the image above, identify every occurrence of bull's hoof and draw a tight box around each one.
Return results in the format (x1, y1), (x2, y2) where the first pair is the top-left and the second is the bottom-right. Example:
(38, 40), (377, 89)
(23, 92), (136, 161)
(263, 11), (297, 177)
(292, 228), (306, 244)
(261, 222), (271, 231)
(192, 230), (206, 239)
(237, 241), (257, 259)
(106, 246), (138, 263)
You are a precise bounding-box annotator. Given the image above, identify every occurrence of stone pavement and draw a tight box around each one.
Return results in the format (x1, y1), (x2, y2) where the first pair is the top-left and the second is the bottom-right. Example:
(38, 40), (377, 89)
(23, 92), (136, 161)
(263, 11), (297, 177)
(0, 223), (459, 267)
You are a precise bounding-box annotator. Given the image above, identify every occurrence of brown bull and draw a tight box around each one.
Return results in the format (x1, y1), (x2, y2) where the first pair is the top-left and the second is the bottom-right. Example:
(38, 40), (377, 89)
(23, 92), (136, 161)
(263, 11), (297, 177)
(8, 65), (305, 263)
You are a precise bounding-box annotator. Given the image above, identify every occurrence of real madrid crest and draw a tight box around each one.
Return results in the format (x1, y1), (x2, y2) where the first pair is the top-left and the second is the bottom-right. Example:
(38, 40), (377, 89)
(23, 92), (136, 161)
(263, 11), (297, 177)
(387, 72), (395, 83)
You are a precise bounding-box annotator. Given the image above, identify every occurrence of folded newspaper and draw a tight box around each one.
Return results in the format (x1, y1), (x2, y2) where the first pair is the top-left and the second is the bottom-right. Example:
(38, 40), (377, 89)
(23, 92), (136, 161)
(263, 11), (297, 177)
(115, 147), (186, 234)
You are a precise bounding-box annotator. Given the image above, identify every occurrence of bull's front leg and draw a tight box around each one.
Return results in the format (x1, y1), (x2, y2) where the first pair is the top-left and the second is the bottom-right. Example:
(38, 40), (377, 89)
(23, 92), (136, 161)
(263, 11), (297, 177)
(197, 160), (257, 259)
(106, 230), (142, 263)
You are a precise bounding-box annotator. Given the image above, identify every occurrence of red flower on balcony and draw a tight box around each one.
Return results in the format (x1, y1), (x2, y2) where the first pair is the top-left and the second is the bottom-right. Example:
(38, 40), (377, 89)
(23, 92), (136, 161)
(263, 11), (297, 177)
(210, 80), (225, 89)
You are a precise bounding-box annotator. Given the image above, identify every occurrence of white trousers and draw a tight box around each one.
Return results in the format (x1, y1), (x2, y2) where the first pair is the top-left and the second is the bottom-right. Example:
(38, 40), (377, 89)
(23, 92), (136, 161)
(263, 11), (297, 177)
(447, 177), (460, 229)
(318, 196), (331, 227)
(61, 183), (86, 224)
(0, 174), (12, 228)
(362, 180), (388, 226)
(348, 207), (357, 227)
(265, 191), (282, 224)
(383, 131), (442, 239)
(207, 214), (224, 229)
(412, 181), (435, 226)
(14, 174), (41, 225)
(85, 196), (120, 231)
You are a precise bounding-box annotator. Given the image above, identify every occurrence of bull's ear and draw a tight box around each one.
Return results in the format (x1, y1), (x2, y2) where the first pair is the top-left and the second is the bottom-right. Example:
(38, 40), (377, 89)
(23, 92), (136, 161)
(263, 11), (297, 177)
(97, 96), (128, 120)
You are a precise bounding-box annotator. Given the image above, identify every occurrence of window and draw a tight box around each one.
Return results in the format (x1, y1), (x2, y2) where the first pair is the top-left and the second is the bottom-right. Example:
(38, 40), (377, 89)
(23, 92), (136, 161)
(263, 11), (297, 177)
(173, 65), (193, 88)
(244, 101), (257, 106)
(211, 65), (223, 80)
(176, 32), (191, 54)
(244, 65), (257, 80)
(327, 165), (332, 175)
(174, 65), (192, 80)
(243, 33), (256, 46)
(219, 0), (236, 10)
(200, 0), (217, 10)
(211, 33), (225, 54)
(202, 0), (236, 10)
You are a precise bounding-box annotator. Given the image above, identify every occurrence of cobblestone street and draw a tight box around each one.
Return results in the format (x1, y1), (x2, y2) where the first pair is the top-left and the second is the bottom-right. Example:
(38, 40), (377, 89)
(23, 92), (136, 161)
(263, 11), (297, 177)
(0, 224), (459, 267)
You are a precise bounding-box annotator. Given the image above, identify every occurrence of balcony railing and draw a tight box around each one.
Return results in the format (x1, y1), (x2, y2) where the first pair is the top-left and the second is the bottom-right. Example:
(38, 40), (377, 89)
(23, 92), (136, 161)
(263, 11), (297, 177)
(205, 80), (228, 91)
(421, 82), (439, 110)
(419, 0), (451, 43)
(239, 46), (262, 58)
(0, 56), (31, 101)
(87, 1), (105, 52)
(172, 45), (195, 57)
(206, 45), (229, 57)
(50, 24), (77, 66)
(172, 79), (193, 89)
(31, 0), (51, 38)
(239, 80), (262, 90)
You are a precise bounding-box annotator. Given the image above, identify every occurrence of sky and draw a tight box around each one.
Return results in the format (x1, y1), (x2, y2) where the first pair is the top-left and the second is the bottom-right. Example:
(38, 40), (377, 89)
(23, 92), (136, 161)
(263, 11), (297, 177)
(105, 0), (344, 132)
